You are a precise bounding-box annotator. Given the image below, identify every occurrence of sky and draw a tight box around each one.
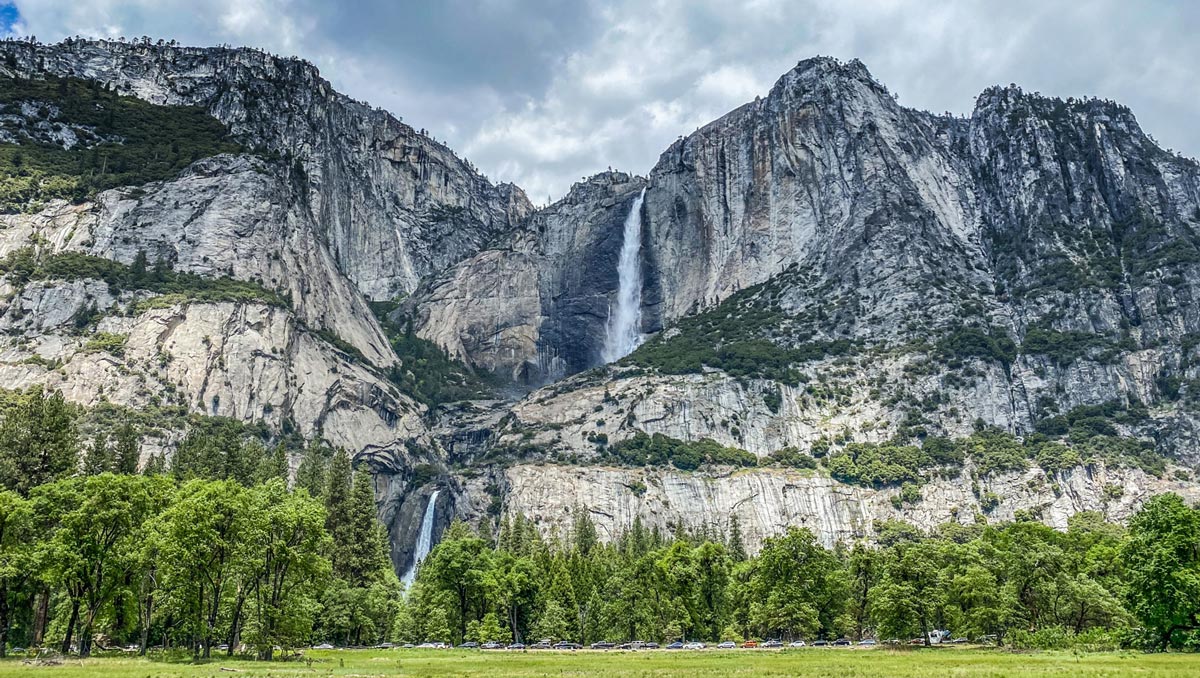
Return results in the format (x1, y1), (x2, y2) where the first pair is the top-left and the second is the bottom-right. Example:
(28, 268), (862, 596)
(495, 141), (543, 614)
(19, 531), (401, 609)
(5, 0), (1198, 202)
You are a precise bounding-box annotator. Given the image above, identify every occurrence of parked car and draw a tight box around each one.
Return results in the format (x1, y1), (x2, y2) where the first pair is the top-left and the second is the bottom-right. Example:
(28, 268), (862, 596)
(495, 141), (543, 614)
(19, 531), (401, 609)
(591, 641), (615, 650)
(530, 640), (552, 649)
(788, 640), (806, 647)
(857, 638), (877, 646)
(761, 640), (783, 648)
(683, 642), (705, 650)
(507, 643), (525, 650)
(811, 640), (829, 647)
(644, 642), (660, 649)
(833, 638), (852, 646)
(740, 640), (758, 648)
(552, 641), (581, 650)
(481, 641), (504, 650)
(401, 643), (415, 649)
(717, 641), (736, 649)
(665, 641), (685, 649)
(458, 641), (479, 649)
(416, 642), (437, 649)
(948, 638), (969, 644)
(312, 643), (335, 650)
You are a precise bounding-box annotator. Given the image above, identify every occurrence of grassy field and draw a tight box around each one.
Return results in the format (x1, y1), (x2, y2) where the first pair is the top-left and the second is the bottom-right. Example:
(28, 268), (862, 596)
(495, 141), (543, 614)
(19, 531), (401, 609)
(2, 647), (1199, 678)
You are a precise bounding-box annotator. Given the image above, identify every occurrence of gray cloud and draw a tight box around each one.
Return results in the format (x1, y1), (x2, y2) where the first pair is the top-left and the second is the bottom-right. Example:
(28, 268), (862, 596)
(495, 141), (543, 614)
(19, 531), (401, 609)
(12, 0), (1200, 201)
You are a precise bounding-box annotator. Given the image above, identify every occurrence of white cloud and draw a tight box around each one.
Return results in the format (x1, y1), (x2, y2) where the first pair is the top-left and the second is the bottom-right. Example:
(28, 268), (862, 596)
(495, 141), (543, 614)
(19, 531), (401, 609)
(12, 0), (1200, 200)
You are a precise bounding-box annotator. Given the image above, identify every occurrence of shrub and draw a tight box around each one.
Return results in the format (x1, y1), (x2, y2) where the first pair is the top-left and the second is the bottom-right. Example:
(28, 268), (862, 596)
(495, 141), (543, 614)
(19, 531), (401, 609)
(605, 431), (757, 471)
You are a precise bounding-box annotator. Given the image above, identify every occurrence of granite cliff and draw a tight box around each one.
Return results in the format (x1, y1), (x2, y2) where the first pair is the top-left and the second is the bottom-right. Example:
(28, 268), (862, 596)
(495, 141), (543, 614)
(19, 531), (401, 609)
(2, 40), (1198, 572)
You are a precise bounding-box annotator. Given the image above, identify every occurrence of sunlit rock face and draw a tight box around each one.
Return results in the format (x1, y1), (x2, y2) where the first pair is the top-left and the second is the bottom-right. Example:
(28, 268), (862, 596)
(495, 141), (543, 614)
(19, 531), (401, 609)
(3, 40), (1200, 557)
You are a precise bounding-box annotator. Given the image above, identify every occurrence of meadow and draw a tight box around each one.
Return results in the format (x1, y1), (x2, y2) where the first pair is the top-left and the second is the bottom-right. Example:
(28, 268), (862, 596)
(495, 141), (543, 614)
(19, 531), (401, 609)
(2, 647), (1199, 678)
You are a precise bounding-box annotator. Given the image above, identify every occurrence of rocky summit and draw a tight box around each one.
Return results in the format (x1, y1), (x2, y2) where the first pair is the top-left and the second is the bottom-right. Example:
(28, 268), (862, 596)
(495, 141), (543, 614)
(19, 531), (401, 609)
(1, 39), (1199, 576)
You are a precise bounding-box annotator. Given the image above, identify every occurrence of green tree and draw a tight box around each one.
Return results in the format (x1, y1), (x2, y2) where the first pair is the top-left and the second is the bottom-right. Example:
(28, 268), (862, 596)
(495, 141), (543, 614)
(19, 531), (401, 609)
(0, 387), (79, 496)
(112, 422), (140, 475)
(294, 442), (328, 497)
(420, 521), (493, 643)
(151, 479), (250, 658)
(870, 540), (946, 645)
(82, 430), (111, 476)
(34, 474), (171, 656)
(1122, 493), (1200, 649)
(0, 491), (34, 657)
(242, 481), (332, 659)
(746, 528), (848, 640)
(254, 442), (289, 485)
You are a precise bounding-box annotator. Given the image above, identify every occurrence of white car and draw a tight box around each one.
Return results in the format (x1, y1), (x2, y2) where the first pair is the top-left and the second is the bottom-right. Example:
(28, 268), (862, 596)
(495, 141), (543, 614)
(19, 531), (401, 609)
(682, 642), (706, 650)
(312, 643), (335, 650)
(717, 641), (736, 649)
(788, 640), (806, 647)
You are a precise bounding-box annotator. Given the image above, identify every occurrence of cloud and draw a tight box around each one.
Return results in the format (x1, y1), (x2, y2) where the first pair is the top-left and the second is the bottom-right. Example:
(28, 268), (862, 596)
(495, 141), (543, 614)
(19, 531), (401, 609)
(11, 0), (1200, 201)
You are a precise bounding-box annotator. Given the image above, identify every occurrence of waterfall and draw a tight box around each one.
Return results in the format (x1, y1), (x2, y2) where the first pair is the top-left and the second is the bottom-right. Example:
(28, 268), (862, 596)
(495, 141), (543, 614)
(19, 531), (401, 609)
(400, 489), (440, 592)
(601, 187), (647, 363)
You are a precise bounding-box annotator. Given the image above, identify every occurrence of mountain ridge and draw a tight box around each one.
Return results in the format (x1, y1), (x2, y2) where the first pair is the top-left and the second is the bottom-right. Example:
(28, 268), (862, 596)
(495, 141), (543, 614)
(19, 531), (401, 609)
(0, 38), (1198, 571)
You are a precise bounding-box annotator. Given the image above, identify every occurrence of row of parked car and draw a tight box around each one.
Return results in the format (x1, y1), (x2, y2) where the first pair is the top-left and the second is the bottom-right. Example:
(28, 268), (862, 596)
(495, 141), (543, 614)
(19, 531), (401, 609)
(335, 638), (891, 651)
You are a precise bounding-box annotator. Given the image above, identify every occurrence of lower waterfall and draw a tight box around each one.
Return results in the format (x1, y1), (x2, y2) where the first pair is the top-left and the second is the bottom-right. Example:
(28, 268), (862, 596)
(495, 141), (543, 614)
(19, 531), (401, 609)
(601, 187), (647, 363)
(400, 489), (440, 592)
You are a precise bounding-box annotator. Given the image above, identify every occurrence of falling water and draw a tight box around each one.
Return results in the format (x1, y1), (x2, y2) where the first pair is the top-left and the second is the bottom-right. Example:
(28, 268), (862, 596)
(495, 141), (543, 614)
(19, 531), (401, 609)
(400, 489), (440, 592)
(601, 188), (647, 363)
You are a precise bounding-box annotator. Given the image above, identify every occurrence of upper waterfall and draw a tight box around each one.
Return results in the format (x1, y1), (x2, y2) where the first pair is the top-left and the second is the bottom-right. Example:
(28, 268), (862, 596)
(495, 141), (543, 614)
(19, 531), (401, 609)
(601, 188), (647, 363)
(400, 489), (440, 592)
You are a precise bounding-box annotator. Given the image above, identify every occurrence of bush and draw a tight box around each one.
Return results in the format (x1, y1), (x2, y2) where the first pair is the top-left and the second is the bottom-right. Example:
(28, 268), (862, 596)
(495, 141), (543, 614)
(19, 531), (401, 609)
(765, 447), (817, 469)
(605, 431), (757, 471)
(937, 325), (1017, 365)
(82, 331), (128, 357)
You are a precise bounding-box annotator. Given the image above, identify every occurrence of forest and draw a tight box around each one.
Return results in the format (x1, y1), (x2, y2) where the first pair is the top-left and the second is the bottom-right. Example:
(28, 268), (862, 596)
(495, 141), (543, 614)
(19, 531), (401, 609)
(0, 386), (1197, 660)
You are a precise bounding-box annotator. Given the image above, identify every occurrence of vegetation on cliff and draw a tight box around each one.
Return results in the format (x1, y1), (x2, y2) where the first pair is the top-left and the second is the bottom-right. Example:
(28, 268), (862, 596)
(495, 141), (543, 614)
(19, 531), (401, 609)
(0, 75), (241, 212)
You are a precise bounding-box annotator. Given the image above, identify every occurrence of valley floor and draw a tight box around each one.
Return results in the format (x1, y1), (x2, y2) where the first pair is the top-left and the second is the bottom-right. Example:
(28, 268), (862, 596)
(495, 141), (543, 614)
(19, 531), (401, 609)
(2, 648), (1198, 677)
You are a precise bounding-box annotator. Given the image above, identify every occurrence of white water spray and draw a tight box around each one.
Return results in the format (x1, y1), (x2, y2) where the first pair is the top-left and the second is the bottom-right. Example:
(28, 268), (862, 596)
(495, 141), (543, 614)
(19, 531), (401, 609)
(602, 188), (647, 363)
(400, 489), (440, 592)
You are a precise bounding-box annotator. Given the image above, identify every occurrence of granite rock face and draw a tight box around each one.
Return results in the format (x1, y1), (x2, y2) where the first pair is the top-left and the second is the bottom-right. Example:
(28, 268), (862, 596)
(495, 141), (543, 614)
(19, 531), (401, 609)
(0, 38), (532, 300)
(3, 42), (1200, 561)
(406, 172), (648, 384)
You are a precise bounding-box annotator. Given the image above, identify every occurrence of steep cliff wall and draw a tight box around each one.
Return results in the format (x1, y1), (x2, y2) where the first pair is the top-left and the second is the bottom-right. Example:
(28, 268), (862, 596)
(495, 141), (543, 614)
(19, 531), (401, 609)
(0, 39), (532, 300)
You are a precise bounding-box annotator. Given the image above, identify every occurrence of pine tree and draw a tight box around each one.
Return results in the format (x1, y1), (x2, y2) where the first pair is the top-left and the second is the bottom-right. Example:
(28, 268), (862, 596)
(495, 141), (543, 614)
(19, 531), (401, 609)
(728, 514), (747, 563)
(295, 442), (327, 497)
(324, 448), (353, 544)
(141, 451), (166, 475)
(0, 387), (79, 496)
(338, 469), (390, 584)
(82, 431), (111, 475)
(112, 422), (140, 474)
(255, 442), (289, 485)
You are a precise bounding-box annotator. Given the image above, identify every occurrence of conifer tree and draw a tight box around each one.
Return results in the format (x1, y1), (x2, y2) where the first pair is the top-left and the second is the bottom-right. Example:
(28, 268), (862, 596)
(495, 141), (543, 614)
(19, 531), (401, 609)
(82, 430), (111, 476)
(295, 442), (328, 497)
(338, 469), (390, 584)
(112, 422), (140, 474)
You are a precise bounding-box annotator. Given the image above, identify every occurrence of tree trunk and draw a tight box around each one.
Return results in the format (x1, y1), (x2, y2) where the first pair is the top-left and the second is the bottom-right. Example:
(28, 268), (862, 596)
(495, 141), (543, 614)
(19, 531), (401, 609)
(61, 598), (80, 654)
(31, 588), (49, 647)
(0, 585), (9, 659)
(226, 593), (245, 657)
(138, 592), (154, 656)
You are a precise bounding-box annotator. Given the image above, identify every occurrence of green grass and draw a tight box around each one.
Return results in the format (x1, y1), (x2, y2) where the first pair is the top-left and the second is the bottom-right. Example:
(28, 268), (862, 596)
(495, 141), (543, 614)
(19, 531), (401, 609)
(2, 648), (1197, 677)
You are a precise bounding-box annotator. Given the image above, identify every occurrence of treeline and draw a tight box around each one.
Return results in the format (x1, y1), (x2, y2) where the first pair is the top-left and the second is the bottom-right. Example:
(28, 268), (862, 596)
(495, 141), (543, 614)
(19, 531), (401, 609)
(0, 74), (242, 212)
(0, 248), (285, 311)
(0, 387), (399, 659)
(402, 500), (1200, 651)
